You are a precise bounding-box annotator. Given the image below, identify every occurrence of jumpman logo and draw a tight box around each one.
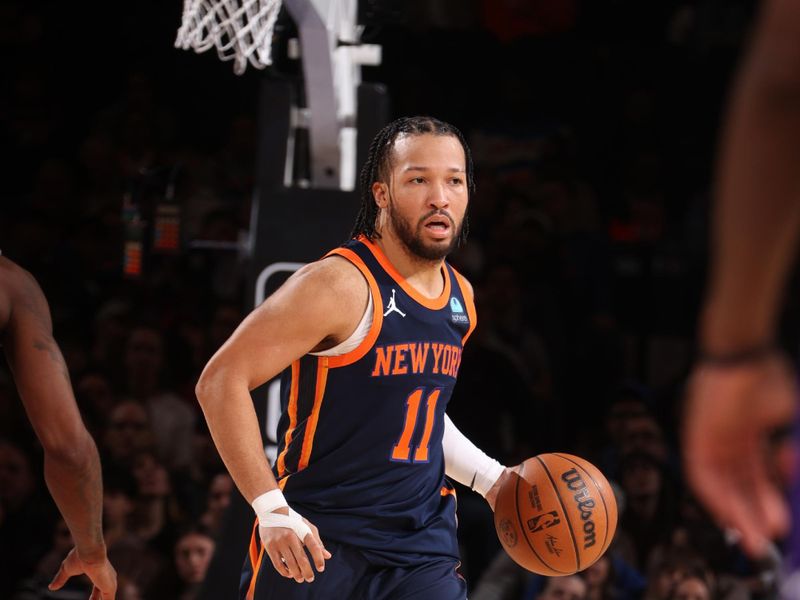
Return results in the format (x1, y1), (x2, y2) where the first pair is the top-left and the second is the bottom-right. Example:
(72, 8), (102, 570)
(384, 289), (406, 318)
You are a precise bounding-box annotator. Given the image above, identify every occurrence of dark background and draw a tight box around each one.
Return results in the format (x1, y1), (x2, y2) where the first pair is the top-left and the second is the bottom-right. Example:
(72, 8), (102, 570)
(2, 1), (796, 599)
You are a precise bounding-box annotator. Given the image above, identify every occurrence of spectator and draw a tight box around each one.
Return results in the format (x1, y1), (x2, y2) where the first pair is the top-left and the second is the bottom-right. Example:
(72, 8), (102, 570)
(670, 568), (715, 600)
(103, 469), (164, 594)
(123, 324), (196, 471)
(74, 367), (117, 439)
(0, 438), (58, 594)
(11, 517), (92, 600)
(102, 399), (154, 471)
(129, 450), (188, 557)
(644, 549), (709, 600)
(617, 451), (681, 572)
(199, 471), (234, 538)
(530, 574), (589, 600)
(146, 525), (216, 600)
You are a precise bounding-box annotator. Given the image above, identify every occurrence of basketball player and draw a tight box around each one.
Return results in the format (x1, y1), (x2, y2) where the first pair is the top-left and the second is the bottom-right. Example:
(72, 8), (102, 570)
(682, 0), (800, 580)
(0, 255), (117, 599)
(196, 116), (512, 599)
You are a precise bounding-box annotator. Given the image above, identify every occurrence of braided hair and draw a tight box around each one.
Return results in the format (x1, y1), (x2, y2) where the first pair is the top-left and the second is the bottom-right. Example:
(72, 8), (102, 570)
(350, 116), (475, 246)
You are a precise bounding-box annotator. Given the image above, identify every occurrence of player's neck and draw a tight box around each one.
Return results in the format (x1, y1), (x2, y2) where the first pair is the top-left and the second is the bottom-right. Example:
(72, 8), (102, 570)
(374, 233), (446, 300)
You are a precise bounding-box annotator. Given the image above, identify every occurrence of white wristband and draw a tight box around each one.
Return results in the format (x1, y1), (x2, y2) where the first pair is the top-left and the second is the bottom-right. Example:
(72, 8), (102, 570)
(252, 489), (312, 542)
(443, 414), (507, 497)
(252, 489), (288, 525)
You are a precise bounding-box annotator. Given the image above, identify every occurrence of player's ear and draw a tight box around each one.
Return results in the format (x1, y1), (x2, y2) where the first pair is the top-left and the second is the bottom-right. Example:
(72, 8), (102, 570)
(372, 181), (389, 208)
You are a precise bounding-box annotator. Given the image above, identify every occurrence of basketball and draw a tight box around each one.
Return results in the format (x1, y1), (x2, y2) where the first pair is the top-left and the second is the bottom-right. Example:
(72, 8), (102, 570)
(494, 453), (618, 576)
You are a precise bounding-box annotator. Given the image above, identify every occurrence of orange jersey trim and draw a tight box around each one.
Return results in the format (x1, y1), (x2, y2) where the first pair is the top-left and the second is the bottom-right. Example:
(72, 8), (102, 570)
(452, 269), (477, 345)
(298, 357), (329, 470)
(246, 520), (265, 600)
(325, 248), (384, 368)
(248, 519), (260, 570)
(441, 485), (457, 498)
(359, 235), (451, 310)
(276, 360), (300, 478)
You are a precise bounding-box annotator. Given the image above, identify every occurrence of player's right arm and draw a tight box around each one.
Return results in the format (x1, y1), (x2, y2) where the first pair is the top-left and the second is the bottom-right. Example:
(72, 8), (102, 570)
(195, 255), (367, 582)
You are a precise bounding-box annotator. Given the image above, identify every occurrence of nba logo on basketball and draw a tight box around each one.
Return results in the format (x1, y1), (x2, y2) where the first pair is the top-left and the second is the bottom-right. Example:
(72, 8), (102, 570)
(527, 511), (561, 533)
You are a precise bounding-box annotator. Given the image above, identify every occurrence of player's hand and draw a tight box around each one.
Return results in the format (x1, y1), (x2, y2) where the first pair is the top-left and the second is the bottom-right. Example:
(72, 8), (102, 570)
(49, 546), (117, 600)
(485, 465), (521, 512)
(683, 353), (797, 558)
(259, 508), (332, 583)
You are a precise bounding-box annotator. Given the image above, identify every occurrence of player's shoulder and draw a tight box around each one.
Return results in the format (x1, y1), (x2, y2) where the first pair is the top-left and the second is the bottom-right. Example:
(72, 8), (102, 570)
(0, 257), (49, 335)
(0, 256), (42, 291)
(284, 252), (368, 307)
(0, 256), (44, 313)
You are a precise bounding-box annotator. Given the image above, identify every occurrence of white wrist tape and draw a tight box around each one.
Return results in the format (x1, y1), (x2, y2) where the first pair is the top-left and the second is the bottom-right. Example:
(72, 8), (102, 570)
(252, 489), (312, 542)
(443, 414), (506, 497)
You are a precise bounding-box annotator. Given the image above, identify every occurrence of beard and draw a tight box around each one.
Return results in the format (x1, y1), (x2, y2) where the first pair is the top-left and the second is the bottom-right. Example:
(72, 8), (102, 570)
(387, 201), (463, 262)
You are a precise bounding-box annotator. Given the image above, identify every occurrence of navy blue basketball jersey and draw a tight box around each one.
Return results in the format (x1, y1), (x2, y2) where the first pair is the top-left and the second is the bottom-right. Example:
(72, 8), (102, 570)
(272, 236), (476, 566)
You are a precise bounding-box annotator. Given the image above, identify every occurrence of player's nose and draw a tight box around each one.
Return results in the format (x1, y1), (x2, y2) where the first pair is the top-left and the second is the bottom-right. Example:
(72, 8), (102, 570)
(427, 183), (449, 209)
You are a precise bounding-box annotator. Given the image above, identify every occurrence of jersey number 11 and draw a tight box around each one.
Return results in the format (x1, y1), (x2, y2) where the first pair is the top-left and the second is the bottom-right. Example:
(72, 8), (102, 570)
(391, 388), (441, 463)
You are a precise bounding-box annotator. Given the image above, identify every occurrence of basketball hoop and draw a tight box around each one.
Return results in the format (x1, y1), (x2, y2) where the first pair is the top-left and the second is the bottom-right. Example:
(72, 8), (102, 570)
(175, 0), (283, 75)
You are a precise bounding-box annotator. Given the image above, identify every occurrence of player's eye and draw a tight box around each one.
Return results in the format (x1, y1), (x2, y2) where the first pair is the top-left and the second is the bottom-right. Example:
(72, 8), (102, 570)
(450, 177), (463, 185)
(410, 177), (425, 184)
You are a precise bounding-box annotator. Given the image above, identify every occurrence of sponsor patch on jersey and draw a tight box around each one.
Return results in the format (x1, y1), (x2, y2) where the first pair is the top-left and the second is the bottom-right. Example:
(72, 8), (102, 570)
(450, 297), (468, 323)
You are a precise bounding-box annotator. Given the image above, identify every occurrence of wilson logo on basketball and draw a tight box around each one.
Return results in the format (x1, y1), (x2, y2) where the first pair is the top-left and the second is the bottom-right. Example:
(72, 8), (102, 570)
(499, 519), (518, 548)
(526, 511), (561, 533)
(561, 468), (597, 549)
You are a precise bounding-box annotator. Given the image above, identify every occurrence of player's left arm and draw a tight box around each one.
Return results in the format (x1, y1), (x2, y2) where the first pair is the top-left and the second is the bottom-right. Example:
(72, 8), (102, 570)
(1, 259), (116, 597)
(446, 273), (516, 510)
(442, 414), (511, 510)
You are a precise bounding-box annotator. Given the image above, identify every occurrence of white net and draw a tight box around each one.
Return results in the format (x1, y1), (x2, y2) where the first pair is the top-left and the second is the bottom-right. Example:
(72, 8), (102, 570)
(175, 0), (283, 75)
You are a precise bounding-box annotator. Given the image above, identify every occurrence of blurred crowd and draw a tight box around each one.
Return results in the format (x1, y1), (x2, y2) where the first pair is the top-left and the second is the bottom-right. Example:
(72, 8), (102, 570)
(1, 0), (796, 598)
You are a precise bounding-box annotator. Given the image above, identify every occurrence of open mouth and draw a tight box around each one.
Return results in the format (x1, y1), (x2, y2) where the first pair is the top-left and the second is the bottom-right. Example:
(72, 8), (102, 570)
(423, 215), (452, 235)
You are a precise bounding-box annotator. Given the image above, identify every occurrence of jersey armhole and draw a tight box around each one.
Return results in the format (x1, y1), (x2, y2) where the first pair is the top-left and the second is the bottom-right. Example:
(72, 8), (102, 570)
(324, 248), (384, 368)
(452, 268), (477, 345)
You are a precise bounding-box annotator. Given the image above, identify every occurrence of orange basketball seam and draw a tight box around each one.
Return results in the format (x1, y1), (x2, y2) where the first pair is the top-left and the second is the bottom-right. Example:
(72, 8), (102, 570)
(535, 454), (582, 572)
(514, 461), (568, 575)
(553, 453), (614, 555)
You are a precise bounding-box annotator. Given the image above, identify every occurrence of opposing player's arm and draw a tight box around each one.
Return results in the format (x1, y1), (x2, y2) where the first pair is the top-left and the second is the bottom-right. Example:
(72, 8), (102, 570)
(684, 0), (800, 559)
(702, 0), (800, 352)
(195, 256), (368, 503)
(0, 259), (107, 558)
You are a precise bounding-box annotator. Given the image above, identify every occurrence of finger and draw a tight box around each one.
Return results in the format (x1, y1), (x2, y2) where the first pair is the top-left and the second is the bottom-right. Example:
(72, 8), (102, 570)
(734, 436), (791, 551)
(287, 540), (315, 582)
(48, 563), (69, 591)
(304, 522), (332, 564)
(274, 536), (303, 583)
(303, 533), (329, 572)
(749, 464), (791, 541)
(700, 462), (769, 559)
(278, 544), (305, 582)
(265, 546), (293, 579)
(90, 586), (101, 600)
